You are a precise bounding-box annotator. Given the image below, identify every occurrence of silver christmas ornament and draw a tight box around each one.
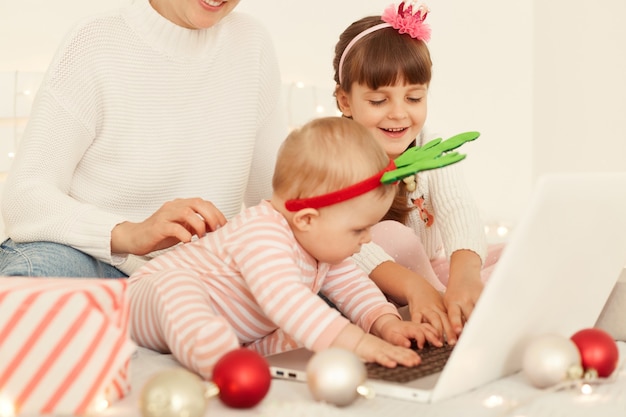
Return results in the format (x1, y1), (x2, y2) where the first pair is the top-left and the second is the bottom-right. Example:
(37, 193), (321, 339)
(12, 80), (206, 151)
(305, 348), (368, 407)
(139, 368), (210, 417)
(522, 333), (582, 389)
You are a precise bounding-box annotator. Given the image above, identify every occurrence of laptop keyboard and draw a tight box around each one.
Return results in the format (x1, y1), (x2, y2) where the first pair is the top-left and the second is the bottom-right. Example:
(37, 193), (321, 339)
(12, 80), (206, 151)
(366, 343), (455, 383)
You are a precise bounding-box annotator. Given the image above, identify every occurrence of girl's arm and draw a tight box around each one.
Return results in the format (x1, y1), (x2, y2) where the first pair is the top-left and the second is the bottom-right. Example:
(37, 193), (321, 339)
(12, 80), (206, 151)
(369, 261), (457, 344)
(444, 249), (484, 334)
(351, 242), (456, 343)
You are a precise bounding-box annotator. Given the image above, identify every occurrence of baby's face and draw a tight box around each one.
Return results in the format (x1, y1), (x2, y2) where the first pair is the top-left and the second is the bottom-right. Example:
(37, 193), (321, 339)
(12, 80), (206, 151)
(302, 190), (394, 265)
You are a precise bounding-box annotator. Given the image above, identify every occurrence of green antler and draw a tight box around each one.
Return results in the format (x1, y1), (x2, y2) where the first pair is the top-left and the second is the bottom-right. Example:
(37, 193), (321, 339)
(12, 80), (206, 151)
(381, 131), (480, 184)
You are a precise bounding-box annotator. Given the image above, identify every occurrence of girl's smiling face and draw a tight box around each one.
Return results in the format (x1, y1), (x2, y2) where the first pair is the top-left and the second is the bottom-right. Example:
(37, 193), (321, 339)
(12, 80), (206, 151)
(337, 82), (428, 159)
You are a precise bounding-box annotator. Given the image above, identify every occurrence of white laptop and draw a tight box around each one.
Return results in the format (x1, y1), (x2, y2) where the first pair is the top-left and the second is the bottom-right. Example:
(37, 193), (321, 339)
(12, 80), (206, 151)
(266, 172), (626, 403)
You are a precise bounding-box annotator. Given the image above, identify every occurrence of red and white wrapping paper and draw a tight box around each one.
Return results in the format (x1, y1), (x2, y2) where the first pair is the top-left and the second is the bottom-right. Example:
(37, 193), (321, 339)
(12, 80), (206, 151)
(0, 278), (136, 416)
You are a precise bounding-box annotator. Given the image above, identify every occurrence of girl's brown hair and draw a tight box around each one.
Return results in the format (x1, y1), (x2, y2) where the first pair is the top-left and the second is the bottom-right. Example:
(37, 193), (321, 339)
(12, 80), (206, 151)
(332, 15), (433, 224)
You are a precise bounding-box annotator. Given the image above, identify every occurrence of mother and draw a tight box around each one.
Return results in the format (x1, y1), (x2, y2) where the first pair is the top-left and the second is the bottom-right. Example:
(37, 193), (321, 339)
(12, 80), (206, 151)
(0, 0), (286, 277)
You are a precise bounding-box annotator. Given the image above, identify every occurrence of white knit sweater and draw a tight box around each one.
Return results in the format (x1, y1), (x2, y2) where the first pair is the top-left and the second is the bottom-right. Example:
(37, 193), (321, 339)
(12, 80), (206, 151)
(1, 0), (287, 274)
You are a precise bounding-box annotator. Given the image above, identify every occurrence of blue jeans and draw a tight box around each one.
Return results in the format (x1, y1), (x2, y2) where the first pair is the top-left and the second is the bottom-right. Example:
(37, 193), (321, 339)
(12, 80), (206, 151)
(0, 239), (127, 278)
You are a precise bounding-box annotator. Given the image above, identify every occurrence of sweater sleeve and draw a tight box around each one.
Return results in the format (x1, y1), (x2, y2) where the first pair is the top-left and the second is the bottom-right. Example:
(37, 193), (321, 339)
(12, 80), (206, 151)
(1, 16), (144, 263)
(350, 241), (394, 275)
(423, 160), (488, 263)
(2, 78), (127, 263)
(407, 128), (488, 263)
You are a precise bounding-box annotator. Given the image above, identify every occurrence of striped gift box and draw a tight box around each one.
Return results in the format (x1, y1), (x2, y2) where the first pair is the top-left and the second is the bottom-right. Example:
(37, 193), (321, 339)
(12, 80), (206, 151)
(0, 278), (136, 416)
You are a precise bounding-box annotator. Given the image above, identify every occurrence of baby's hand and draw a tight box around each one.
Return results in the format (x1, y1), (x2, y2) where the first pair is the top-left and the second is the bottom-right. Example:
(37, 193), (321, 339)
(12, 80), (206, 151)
(354, 333), (421, 368)
(374, 314), (443, 350)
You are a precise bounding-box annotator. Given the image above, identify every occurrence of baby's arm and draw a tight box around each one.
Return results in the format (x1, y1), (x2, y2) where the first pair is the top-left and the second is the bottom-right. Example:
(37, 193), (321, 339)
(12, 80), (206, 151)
(330, 315), (443, 368)
(370, 313), (442, 349)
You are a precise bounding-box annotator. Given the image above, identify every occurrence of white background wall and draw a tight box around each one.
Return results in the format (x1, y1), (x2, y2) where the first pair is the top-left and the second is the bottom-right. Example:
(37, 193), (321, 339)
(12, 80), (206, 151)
(1, 0), (624, 228)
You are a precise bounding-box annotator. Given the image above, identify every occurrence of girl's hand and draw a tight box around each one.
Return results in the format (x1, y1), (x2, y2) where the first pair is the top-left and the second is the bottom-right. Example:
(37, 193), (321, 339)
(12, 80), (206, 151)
(111, 198), (227, 255)
(444, 250), (484, 335)
(367, 261), (456, 343)
(403, 282), (457, 345)
(443, 277), (483, 334)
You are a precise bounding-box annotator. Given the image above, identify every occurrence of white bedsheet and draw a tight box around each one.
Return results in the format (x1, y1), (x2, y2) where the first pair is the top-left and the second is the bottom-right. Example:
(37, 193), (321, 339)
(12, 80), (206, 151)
(103, 342), (626, 417)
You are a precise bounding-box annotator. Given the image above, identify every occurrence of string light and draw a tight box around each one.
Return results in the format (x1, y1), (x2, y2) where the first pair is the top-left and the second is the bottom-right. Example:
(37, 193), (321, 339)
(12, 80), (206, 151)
(484, 221), (512, 244)
(284, 81), (338, 131)
(580, 383), (593, 395)
(482, 394), (505, 408)
(0, 394), (15, 417)
(1, 71), (43, 169)
(89, 393), (110, 414)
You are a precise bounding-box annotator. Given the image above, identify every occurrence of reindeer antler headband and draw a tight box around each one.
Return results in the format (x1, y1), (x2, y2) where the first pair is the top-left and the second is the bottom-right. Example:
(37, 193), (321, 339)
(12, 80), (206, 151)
(284, 132), (479, 211)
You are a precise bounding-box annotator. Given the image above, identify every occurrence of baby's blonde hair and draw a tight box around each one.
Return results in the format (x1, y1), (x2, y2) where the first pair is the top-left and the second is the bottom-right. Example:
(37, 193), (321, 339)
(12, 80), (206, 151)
(273, 117), (394, 205)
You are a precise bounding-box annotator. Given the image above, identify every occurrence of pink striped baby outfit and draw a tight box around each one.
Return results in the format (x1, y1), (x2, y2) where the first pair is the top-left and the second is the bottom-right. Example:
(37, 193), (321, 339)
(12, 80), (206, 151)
(129, 200), (399, 379)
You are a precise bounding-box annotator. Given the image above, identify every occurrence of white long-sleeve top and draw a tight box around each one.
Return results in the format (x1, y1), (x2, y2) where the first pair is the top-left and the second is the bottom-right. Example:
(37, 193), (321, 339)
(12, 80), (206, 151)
(1, 0), (286, 274)
(352, 128), (487, 271)
(129, 200), (400, 356)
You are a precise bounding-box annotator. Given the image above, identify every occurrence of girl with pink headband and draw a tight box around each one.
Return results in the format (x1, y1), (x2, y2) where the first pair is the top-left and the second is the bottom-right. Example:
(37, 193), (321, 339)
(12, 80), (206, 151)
(334, 2), (504, 339)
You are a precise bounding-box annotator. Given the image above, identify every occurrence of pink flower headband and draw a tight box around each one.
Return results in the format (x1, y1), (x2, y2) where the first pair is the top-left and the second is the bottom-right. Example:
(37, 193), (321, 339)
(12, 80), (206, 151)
(338, 1), (432, 85)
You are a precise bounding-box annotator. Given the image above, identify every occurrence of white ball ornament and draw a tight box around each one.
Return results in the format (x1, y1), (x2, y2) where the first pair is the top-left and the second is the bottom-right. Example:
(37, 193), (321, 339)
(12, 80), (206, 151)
(139, 368), (209, 417)
(522, 333), (583, 389)
(306, 348), (368, 407)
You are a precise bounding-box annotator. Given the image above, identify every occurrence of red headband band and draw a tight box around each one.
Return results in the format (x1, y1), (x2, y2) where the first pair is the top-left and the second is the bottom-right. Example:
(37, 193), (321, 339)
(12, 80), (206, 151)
(284, 160), (396, 212)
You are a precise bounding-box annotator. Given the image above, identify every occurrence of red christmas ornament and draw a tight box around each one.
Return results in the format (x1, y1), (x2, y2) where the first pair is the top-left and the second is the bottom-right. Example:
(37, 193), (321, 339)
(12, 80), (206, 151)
(571, 328), (619, 378)
(212, 348), (272, 408)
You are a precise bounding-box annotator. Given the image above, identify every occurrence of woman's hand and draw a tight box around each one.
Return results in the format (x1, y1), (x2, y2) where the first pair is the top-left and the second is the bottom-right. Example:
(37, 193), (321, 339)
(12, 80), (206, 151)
(111, 198), (227, 255)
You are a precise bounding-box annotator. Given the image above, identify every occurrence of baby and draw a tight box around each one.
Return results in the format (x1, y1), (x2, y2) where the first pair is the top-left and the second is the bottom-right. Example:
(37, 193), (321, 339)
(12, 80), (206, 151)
(129, 117), (444, 379)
